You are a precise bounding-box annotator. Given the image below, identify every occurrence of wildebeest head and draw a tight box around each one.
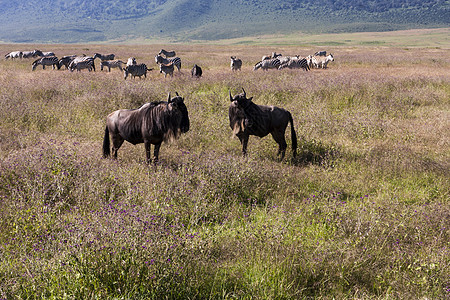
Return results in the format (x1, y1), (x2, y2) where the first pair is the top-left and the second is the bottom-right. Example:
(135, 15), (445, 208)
(168, 92), (190, 134)
(229, 88), (253, 135)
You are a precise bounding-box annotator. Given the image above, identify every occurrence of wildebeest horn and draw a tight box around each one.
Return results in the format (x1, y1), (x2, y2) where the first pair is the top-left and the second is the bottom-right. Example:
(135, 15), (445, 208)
(176, 92), (179, 96)
(242, 88), (246, 97)
(229, 91), (233, 102)
(167, 93), (171, 102)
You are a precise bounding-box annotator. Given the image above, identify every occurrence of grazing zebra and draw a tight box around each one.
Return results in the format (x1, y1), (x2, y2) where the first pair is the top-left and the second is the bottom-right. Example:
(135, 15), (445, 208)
(58, 55), (76, 70)
(158, 49), (176, 58)
(230, 56), (242, 71)
(32, 56), (60, 71)
(69, 57), (95, 72)
(100, 60), (125, 72)
(127, 57), (137, 66)
(155, 55), (181, 71)
(5, 51), (22, 60)
(278, 57), (310, 71)
(124, 63), (152, 79)
(311, 54), (334, 69)
(253, 58), (281, 71)
(22, 50), (39, 58)
(191, 64), (202, 78)
(93, 53), (115, 61)
(159, 63), (174, 78)
(34, 50), (55, 57)
(314, 51), (327, 56)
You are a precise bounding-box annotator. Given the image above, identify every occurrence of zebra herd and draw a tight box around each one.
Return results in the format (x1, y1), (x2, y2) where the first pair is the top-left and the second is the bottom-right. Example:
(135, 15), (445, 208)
(248, 50), (334, 72)
(5, 48), (335, 78)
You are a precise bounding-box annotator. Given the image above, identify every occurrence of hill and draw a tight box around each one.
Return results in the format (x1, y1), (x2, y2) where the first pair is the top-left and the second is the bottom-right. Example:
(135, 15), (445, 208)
(0, 0), (449, 43)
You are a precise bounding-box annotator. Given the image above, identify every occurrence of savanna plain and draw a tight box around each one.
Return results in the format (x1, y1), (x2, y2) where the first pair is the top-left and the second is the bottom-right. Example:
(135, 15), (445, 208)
(0, 38), (449, 299)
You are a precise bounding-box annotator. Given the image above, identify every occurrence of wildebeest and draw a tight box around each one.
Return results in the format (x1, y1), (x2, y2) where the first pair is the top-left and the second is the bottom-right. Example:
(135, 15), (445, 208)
(230, 56), (242, 71)
(124, 63), (153, 79)
(103, 93), (190, 164)
(229, 88), (297, 160)
(191, 64), (202, 78)
(5, 51), (22, 60)
(158, 49), (176, 58)
(93, 53), (115, 61)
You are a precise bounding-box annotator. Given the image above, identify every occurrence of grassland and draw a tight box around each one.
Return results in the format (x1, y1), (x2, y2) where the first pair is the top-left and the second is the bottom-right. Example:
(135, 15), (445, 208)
(0, 39), (449, 299)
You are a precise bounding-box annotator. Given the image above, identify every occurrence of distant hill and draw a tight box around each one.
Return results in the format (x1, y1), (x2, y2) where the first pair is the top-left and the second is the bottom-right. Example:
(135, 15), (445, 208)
(0, 0), (448, 43)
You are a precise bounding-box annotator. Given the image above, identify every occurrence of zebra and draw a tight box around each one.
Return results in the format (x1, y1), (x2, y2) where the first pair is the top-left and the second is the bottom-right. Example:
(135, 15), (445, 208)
(159, 63), (174, 78)
(5, 51), (22, 60)
(158, 49), (176, 58)
(311, 54), (334, 69)
(58, 55), (77, 70)
(253, 58), (281, 71)
(230, 56), (242, 71)
(100, 60), (125, 72)
(314, 51), (327, 56)
(32, 56), (60, 71)
(93, 53), (115, 61)
(262, 52), (282, 61)
(124, 63), (153, 79)
(22, 50), (40, 58)
(34, 50), (55, 57)
(278, 57), (310, 71)
(155, 55), (181, 72)
(127, 57), (137, 66)
(69, 56), (95, 72)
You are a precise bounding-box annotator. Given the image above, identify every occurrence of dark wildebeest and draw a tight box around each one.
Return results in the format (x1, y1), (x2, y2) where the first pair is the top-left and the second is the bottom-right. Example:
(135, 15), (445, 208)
(93, 53), (115, 61)
(103, 93), (190, 164)
(159, 49), (176, 58)
(191, 64), (202, 78)
(229, 89), (297, 160)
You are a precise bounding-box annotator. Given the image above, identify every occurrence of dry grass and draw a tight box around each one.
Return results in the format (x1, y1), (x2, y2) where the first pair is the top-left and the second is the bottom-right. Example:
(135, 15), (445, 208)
(0, 42), (449, 299)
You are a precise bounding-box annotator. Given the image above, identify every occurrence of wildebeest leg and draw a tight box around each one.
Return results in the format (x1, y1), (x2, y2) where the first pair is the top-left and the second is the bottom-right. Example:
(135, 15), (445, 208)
(112, 136), (124, 159)
(271, 131), (287, 160)
(238, 135), (249, 156)
(144, 140), (152, 164)
(153, 143), (161, 163)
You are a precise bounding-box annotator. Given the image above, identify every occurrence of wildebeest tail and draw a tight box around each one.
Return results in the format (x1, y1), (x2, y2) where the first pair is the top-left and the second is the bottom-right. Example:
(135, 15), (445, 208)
(103, 126), (111, 158)
(288, 112), (297, 157)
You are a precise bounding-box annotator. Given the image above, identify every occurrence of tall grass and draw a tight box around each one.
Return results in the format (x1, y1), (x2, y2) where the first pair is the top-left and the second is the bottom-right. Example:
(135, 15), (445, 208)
(0, 44), (449, 299)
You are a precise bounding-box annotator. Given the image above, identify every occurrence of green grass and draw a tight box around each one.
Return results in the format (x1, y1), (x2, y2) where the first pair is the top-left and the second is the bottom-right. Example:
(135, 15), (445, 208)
(0, 43), (449, 299)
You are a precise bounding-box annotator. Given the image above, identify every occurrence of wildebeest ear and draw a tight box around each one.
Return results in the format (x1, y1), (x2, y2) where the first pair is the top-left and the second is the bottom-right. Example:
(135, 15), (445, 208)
(248, 97), (253, 102)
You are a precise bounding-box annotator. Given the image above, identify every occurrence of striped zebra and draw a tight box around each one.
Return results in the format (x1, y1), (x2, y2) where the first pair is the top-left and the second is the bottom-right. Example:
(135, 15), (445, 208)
(69, 56), (95, 72)
(5, 51), (22, 60)
(22, 50), (40, 58)
(100, 60), (125, 72)
(93, 53), (115, 61)
(32, 56), (60, 71)
(159, 63), (174, 78)
(127, 57), (137, 66)
(278, 57), (310, 71)
(124, 63), (153, 79)
(34, 50), (56, 57)
(253, 58), (281, 71)
(311, 54), (334, 69)
(158, 49), (176, 58)
(155, 55), (181, 72)
(58, 55), (77, 70)
(230, 56), (242, 71)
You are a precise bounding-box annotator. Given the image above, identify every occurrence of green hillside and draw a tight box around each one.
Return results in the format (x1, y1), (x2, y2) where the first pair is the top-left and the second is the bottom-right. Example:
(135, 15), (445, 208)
(0, 0), (448, 43)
